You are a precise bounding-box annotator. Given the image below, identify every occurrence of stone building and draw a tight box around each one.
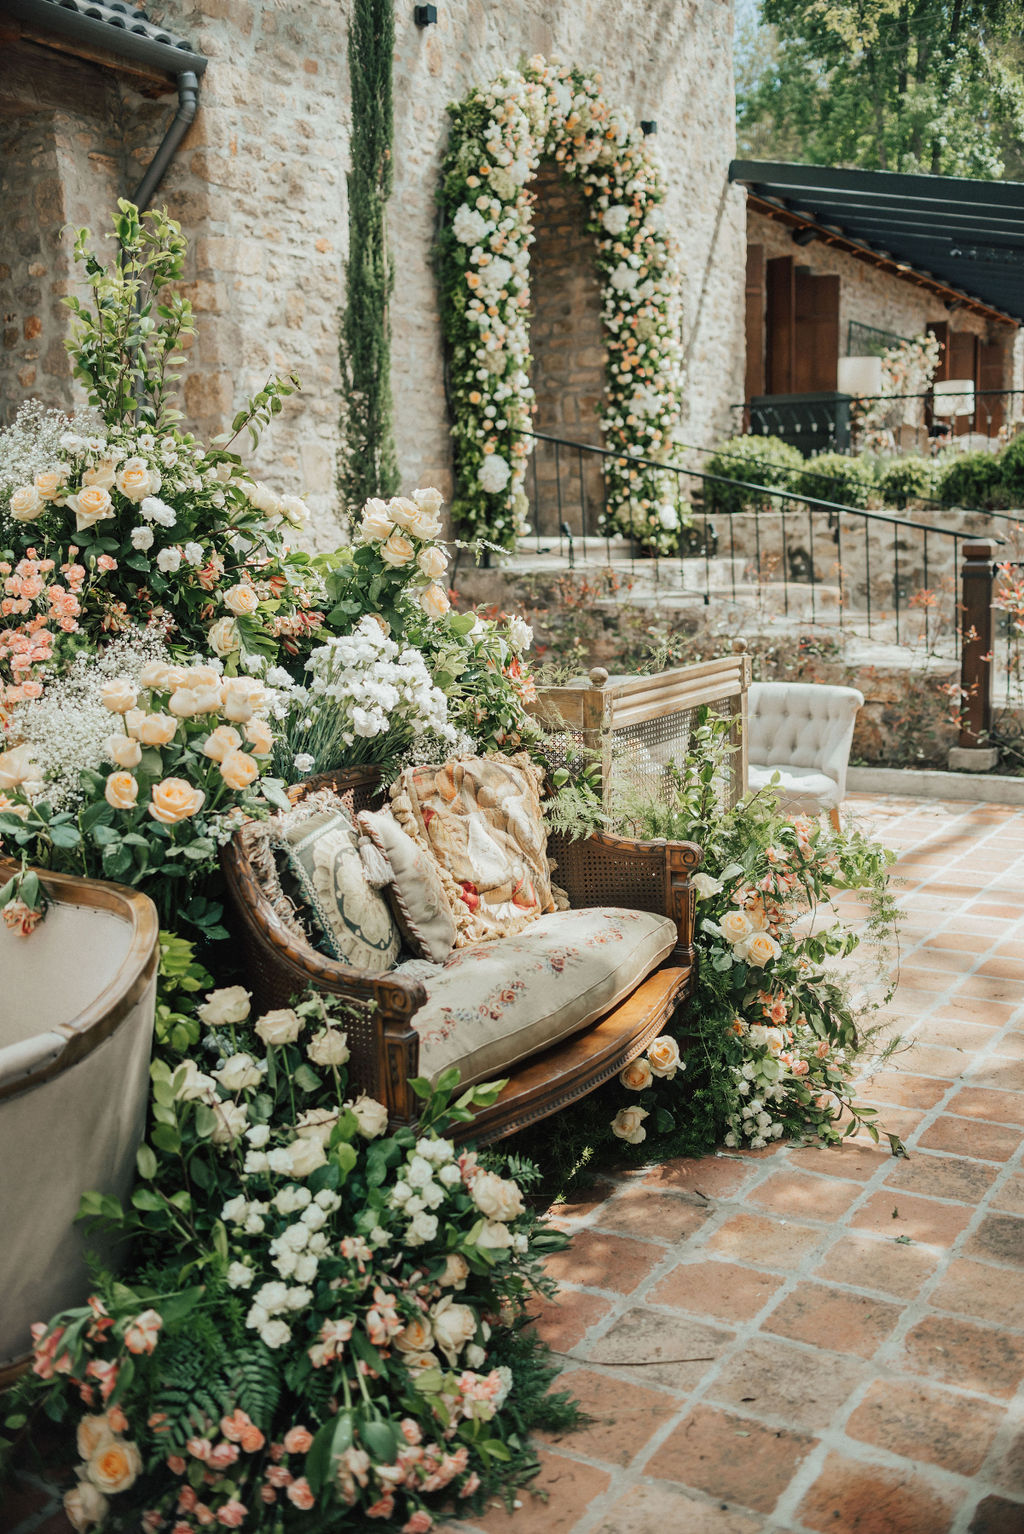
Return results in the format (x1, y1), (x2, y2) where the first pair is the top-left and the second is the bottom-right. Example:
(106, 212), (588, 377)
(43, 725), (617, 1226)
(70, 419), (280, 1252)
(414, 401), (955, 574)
(1, 0), (747, 549)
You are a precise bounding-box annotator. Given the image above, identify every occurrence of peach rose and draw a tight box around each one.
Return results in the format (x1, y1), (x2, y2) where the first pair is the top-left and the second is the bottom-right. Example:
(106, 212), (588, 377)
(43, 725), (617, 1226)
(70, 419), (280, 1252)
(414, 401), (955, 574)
(86, 1438), (143, 1494)
(610, 1105), (648, 1144)
(419, 583), (450, 618)
(244, 717), (274, 756)
(107, 734), (142, 769)
(736, 931), (781, 968)
(101, 676), (138, 714)
(202, 725), (242, 763)
(380, 530), (415, 567)
(286, 1480), (315, 1511)
(619, 1057), (653, 1091)
(10, 484), (44, 521)
(116, 458), (159, 502)
(136, 712), (178, 747)
(648, 1035), (682, 1079)
(386, 497), (419, 530)
(34, 468), (67, 500)
(124, 1309), (163, 1355)
(394, 1315), (434, 1354)
(223, 584), (259, 616)
(68, 485), (114, 532)
(149, 778), (205, 824)
(720, 909), (752, 946)
(416, 545), (449, 580)
(215, 1499), (247, 1527)
(282, 1425), (314, 1455)
(105, 771), (139, 810)
(169, 684), (222, 717)
(63, 1480), (109, 1532)
(0, 744), (39, 789)
(82, 460), (116, 492)
(77, 1415), (115, 1461)
(219, 749), (259, 789)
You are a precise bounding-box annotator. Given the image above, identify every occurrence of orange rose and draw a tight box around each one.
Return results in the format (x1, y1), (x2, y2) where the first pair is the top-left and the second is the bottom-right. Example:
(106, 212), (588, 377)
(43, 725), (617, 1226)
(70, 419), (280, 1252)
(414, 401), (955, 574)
(219, 749), (259, 790)
(149, 778), (205, 824)
(104, 771), (138, 810)
(86, 1438), (143, 1495)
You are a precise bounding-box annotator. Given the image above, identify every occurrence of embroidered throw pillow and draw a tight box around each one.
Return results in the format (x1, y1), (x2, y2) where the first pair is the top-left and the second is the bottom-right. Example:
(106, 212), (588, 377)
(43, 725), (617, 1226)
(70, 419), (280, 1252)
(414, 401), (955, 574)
(390, 754), (556, 945)
(358, 809), (457, 964)
(274, 792), (400, 971)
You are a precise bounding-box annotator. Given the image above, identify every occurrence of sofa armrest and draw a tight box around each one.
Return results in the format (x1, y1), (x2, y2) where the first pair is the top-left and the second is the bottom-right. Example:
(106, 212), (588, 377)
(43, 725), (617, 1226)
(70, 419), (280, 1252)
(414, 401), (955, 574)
(547, 829), (703, 965)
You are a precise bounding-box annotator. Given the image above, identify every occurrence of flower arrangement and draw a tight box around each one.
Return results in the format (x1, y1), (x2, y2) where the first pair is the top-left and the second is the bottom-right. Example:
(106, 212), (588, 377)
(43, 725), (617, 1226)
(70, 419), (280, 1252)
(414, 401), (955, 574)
(856, 332), (942, 451)
(438, 56), (685, 554)
(6, 979), (573, 1532)
(609, 709), (902, 1155)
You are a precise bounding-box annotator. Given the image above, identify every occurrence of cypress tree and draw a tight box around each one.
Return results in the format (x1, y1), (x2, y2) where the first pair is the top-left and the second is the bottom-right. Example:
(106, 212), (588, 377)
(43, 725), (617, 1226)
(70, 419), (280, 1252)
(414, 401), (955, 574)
(337, 0), (399, 517)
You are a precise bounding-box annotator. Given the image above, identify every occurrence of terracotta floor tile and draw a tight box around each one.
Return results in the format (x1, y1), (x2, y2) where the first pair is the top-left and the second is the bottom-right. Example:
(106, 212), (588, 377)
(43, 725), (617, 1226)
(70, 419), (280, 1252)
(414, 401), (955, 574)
(968, 1493), (1024, 1534)
(930, 1257), (1024, 1329)
(978, 957), (1024, 981)
(525, 1290), (615, 1354)
(546, 1179), (619, 1221)
(917, 1115), (1023, 1161)
(955, 975), (1024, 1005)
(911, 1018), (999, 1051)
(933, 999), (1018, 1029)
(899, 1042), (975, 1078)
(536, 1368), (680, 1467)
(992, 1032), (1024, 1061)
(783, 1142), (892, 1181)
(648, 1259), (786, 1323)
(900, 1314), (1024, 1398)
(592, 1186), (712, 1244)
(905, 945), (981, 971)
(895, 966), (960, 993)
(993, 1424), (1024, 1496)
(968, 1060), (1024, 1094)
(745, 1170), (864, 1221)
(849, 1190), (973, 1246)
(797, 1450), (958, 1534)
(584, 1308), (734, 1391)
(845, 1376), (1004, 1476)
(591, 1480), (767, 1534)
(640, 1156), (755, 1200)
(964, 1213), (1024, 1268)
(947, 1087), (1024, 1126)
(645, 1403), (817, 1513)
(850, 1105), (927, 1141)
(991, 1173), (1024, 1216)
(471, 1448), (611, 1532)
(762, 1280), (904, 1358)
(972, 902), (1024, 921)
(814, 1230), (941, 1298)
(858, 1072), (950, 1109)
(702, 1212), (826, 1272)
(922, 931), (998, 953)
(543, 1227), (665, 1294)
(883, 1151), (1001, 1202)
(707, 1336), (867, 1429)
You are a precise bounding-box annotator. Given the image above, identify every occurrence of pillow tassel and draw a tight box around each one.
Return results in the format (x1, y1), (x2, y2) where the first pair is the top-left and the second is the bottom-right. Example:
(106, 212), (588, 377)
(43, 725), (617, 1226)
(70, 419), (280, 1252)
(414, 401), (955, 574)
(358, 835), (393, 888)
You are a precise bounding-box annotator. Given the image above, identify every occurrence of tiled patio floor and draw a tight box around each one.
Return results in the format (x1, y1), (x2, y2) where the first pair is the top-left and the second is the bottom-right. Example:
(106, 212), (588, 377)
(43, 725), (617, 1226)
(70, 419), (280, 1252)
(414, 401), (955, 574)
(5, 795), (1024, 1534)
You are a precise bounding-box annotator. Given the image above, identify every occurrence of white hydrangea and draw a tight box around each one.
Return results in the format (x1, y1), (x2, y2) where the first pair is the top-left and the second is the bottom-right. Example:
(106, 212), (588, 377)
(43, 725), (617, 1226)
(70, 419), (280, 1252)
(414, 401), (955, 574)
(478, 454), (511, 494)
(453, 204), (491, 245)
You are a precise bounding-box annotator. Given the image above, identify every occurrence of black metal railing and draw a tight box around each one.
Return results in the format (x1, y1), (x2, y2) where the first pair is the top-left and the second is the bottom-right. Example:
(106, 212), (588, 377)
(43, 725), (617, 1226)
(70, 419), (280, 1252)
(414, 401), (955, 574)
(518, 429), (1004, 656)
(732, 389), (1024, 456)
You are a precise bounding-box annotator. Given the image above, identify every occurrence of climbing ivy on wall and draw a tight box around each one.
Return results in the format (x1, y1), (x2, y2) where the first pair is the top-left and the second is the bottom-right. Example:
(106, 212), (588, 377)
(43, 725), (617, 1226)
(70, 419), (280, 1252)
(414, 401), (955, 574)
(337, 0), (399, 517)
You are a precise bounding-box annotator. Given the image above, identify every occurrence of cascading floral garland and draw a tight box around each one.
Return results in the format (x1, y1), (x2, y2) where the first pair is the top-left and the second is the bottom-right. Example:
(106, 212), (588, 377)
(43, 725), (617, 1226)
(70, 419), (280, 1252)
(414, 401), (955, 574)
(438, 57), (686, 555)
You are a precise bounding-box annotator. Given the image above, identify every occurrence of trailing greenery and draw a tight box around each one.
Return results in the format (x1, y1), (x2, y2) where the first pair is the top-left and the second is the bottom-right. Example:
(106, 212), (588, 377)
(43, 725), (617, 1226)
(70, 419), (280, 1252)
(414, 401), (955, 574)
(336, 0), (399, 519)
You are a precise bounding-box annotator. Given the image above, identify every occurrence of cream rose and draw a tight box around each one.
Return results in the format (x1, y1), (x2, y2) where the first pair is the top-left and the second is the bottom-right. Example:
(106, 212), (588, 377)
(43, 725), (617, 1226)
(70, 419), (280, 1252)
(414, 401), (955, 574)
(214, 1053), (263, 1092)
(76, 1415), (115, 1461)
(100, 677), (138, 714)
(170, 684), (222, 717)
(619, 1057), (654, 1091)
(430, 1297), (476, 1365)
(148, 777), (205, 824)
(86, 1438), (143, 1495)
(405, 506), (443, 540)
(691, 873), (723, 900)
(104, 771), (138, 810)
(136, 712), (178, 747)
(67, 485), (114, 532)
(219, 749), (259, 790)
(63, 1480), (109, 1532)
(82, 460), (116, 492)
(347, 1093), (388, 1138)
(412, 486), (444, 516)
(123, 709), (146, 739)
(306, 1027), (350, 1066)
(471, 1170), (525, 1222)
(416, 545), (449, 580)
(611, 1105), (649, 1144)
(246, 481), (281, 516)
(289, 1137), (328, 1178)
(208, 617), (240, 656)
(380, 530), (415, 567)
(294, 1107), (339, 1145)
(736, 931), (782, 968)
(438, 1253), (469, 1288)
(386, 497), (419, 530)
(648, 1035), (682, 1079)
(255, 1008), (303, 1046)
(419, 583), (450, 618)
(210, 1100), (249, 1146)
(184, 665), (222, 689)
(278, 494), (310, 528)
(394, 1316), (434, 1353)
(720, 909), (753, 946)
(0, 744), (38, 789)
(197, 986), (251, 1027)
(223, 584), (259, 616)
(202, 725), (242, 763)
(116, 457), (159, 502)
(174, 1059), (217, 1103)
(244, 718), (274, 756)
(359, 499), (394, 541)
(476, 1219), (514, 1250)
(10, 484), (44, 520)
(34, 468), (67, 500)
(106, 734), (142, 769)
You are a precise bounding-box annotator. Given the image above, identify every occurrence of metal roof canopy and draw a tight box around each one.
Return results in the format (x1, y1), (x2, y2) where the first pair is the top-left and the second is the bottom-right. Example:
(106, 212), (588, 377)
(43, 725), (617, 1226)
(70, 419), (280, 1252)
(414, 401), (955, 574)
(730, 159), (1024, 326)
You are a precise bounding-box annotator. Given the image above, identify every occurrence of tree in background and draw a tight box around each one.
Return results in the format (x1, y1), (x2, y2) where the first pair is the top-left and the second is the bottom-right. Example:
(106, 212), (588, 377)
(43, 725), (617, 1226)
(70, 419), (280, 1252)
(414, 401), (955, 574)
(337, 0), (399, 519)
(737, 0), (1024, 178)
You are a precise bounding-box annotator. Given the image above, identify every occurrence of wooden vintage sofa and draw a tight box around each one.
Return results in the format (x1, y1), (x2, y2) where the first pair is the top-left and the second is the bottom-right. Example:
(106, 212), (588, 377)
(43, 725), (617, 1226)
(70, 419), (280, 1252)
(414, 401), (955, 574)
(221, 767), (702, 1143)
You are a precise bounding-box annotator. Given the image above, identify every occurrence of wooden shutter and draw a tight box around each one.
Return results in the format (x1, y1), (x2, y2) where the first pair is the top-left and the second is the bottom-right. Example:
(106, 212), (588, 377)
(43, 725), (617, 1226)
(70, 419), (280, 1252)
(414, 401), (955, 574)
(745, 244), (766, 402)
(793, 269), (840, 393)
(766, 255), (795, 395)
(978, 336), (1007, 435)
(949, 332), (980, 436)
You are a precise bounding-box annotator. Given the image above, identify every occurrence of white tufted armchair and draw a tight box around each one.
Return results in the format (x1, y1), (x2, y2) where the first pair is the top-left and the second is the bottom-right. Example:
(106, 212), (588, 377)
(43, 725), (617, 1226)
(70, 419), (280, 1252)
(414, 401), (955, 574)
(745, 681), (864, 830)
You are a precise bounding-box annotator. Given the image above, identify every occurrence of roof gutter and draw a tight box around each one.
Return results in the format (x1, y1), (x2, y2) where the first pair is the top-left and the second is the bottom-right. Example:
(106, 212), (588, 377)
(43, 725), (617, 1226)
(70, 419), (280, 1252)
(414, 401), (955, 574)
(131, 69), (200, 210)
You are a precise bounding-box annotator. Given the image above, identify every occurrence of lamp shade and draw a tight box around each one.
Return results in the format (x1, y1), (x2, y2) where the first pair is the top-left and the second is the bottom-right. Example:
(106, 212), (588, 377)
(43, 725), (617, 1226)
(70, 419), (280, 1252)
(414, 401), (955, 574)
(932, 379), (975, 417)
(838, 355), (883, 396)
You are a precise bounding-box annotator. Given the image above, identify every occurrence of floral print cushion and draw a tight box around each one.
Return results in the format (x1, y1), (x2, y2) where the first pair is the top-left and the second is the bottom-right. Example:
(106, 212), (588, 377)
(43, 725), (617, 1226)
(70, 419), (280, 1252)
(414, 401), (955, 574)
(390, 754), (556, 946)
(410, 906), (678, 1086)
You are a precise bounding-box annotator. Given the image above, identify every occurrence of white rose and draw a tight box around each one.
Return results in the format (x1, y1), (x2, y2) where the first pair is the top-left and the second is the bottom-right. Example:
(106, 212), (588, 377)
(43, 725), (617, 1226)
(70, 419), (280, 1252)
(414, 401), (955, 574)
(184, 541), (204, 566)
(412, 487), (444, 515)
(222, 1195), (249, 1223)
(64, 1480), (109, 1531)
(601, 204), (632, 236)
(406, 1210), (438, 1246)
(289, 1137), (328, 1178)
(294, 1107), (339, 1145)
(210, 1100), (249, 1145)
(213, 1053), (262, 1092)
(100, 676), (138, 714)
(416, 545), (449, 579)
(130, 526), (154, 550)
(255, 1008), (303, 1046)
(197, 986), (251, 1027)
(260, 1319), (292, 1350)
(274, 1184), (311, 1214)
(347, 1094), (389, 1138)
(476, 1219), (514, 1250)
(266, 1146), (295, 1175)
(430, 1296), (477, 1364)
(246, 1123), (270, 1148)
(156, 547), (182, 574)
(507, 615), (533, 652)
(278, 494), (310, 528)
(247, 481), (281, 516)
(208, 617), (240, 656)
(358, 499), (394, 542)
(471, 1170), (525, 1222)
(226, 1263), (254, 1289)
(174, 1059), (217, 1104)
(691, 873), (723, 900)
(306, 1028), (350, 1066)
(611, 1105), (649, 1144)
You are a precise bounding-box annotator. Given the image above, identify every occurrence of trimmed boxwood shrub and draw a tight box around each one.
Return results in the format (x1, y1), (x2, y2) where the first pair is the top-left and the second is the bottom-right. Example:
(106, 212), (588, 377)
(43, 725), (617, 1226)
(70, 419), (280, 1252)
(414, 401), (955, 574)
(703, 434), (805, 514)
(996, 434), (1024, 506)
(878, 455), (941, 509)
(937, 450), (1006, 509)
(795, 451), (876, 509)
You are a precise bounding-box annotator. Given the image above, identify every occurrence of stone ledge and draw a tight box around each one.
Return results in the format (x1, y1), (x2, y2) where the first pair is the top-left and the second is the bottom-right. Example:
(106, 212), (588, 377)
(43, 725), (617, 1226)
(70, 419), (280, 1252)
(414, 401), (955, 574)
(848, 766), (1024, 805)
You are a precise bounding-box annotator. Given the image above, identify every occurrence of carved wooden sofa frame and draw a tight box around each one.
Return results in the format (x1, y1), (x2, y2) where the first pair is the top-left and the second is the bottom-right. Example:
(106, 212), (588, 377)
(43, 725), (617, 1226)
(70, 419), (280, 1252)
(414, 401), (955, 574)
(221, 768), (702, 1144)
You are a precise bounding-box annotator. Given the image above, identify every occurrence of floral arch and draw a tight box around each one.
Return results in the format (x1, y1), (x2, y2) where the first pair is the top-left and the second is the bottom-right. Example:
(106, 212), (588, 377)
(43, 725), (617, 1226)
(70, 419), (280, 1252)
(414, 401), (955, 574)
(438, 57), (686, 554)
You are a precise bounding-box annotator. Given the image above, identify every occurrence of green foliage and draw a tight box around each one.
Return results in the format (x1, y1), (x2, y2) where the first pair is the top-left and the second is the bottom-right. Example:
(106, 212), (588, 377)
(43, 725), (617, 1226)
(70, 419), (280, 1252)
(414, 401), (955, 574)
(155, 932), (213, 1054)
(336, 0), (399, 517)
(738, 0), (1024, 177)
(937, 449), (1006, 509)
(877, 454), (941, 508)
(996, 433), (1024, 505)
(703, 434), (806, 515)
(795, 452), (876, 509)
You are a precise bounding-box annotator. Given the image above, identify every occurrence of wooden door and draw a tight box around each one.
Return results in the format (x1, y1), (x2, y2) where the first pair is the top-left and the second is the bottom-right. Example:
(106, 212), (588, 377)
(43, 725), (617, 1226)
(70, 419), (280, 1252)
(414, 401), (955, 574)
(978, 336), (1007, 435)
(948, 331), (979, 436)
(766, 255), (795, 395)
(793, 269), (840, 393)
(745, 244), (766, 403)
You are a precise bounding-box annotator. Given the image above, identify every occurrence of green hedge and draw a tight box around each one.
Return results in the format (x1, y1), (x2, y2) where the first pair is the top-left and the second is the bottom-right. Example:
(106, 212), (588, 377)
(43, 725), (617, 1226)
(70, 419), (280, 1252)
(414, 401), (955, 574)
(702, 435), (805, 515)
(937, 451), (1007, 509)
(795, 452), (876, 509)
(877, 456), (941, 509)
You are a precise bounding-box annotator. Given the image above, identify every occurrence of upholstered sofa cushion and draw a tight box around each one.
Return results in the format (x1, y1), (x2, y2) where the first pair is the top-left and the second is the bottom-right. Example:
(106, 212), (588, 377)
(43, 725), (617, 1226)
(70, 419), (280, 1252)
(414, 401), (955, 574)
(357, 808), (457, 964)
(747, 763), (841, 811)
(405, 906), (678, 1086)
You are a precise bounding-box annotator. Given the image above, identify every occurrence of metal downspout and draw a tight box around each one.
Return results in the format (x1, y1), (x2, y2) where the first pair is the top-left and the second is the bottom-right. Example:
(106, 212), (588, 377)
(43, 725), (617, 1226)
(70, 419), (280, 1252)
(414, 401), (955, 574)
(130, 69), (200, 211)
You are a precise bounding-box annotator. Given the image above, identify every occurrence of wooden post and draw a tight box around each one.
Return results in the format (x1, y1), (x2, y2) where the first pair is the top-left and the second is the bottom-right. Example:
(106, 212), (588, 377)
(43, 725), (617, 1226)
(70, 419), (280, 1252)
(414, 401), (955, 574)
(959, 542), (995, 749)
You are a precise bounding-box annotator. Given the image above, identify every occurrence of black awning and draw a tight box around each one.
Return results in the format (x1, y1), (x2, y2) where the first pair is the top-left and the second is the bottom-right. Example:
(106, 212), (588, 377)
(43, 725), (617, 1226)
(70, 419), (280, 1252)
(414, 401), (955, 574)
(730, 159), (1024, 325)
